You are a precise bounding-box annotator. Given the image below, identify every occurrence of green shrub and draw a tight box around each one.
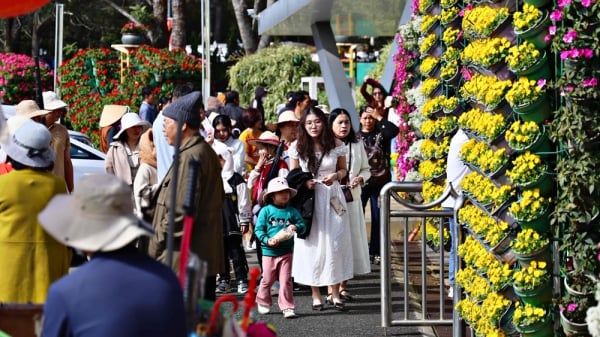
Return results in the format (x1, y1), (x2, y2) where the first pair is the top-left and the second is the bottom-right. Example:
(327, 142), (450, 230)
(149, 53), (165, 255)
(227, 44), (321, 123)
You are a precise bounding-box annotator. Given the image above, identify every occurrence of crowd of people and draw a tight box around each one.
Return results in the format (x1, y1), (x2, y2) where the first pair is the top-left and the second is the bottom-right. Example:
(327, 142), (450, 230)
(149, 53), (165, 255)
(0, 76), (400, 333)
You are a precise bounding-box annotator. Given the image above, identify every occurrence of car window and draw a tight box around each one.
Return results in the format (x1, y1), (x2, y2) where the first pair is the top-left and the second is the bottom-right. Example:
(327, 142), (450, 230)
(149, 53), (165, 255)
(70, 143), (103, 160)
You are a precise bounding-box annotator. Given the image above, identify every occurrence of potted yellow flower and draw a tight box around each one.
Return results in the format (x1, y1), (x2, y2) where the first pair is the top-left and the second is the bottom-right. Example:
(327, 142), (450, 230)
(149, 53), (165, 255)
(422, 95), (445, 117)
(420, 33), (439, 55)
(420, 14), (440, 34)
(459, 73), (512, 110)
(440, 6), (461, 28)
(418, 0), (435, 14)
(461, 37), (511, 71)
(441, 46), (460, 63)
(420, 77), (441, 97)
(462, 6), (510, 40)
(442, 27), (461, 47)
(513, 4), (551, 50)
(460, 171), (514, 209)
(441, 60), (460, 84)
(420, 55), (440, 78)
(459, 138), (509, 176)
(418, 159), (447, 181)
(512, 260), (552, 306)
(511, 228), (551, 268)
(457, 107), (508, 142)
(512, 302), (553, 336)
(505, 77), (550, 123)
(506, 152), (554, 196)
(508, 188), (551, 233)
(442, 95), (463, 115)
(505, 121), (552, 154)
(505, 41), (550, 81)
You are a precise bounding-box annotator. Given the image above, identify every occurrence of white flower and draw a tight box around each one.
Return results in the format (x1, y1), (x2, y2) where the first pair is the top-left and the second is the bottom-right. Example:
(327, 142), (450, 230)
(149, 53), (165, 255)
(407, 139), (425, 161)
(404, 170), (422, 182)
(586, 305), (600, 337)
(406, 86), (425, 108)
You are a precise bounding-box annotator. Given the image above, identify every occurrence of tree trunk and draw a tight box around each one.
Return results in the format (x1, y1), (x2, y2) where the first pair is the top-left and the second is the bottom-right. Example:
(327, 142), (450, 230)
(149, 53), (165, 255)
(212, 0), (225, 43)
(171, 0), (186, 49)
(256, 0), (273, 50)
(151, 0), (169, 48)
(2, 18), (21, 52)
(231, 0), (258, 54)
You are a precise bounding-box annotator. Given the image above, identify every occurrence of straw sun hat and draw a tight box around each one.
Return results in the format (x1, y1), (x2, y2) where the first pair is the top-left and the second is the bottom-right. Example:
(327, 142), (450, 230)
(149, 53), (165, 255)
(99, 105), (129, 128)
(248, 131), (284, 148)
(38, 173), (154, 252)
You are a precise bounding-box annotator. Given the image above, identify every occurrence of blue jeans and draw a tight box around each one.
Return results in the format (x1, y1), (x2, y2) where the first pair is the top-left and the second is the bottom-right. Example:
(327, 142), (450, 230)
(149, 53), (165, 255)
(362, 182), (383, 256)
(444, 207), (457, 286)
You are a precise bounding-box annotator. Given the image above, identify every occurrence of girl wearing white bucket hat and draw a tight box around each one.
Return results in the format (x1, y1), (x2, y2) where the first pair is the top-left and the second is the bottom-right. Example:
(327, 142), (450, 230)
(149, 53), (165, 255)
(105, 112), (151, 186)
(0, 120), (71, 303)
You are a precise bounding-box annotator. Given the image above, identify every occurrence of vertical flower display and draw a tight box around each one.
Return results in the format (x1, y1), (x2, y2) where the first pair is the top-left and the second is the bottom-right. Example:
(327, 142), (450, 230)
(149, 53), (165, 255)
(58, 46), (203, 146)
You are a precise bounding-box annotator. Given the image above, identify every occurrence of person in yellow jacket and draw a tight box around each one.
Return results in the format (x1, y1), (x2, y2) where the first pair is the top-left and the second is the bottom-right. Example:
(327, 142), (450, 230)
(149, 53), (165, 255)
(0, 119), (71, 303)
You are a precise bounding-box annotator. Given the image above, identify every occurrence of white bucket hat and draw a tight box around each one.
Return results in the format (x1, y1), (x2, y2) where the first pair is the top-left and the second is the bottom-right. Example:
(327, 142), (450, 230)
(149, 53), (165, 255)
(113, 112), (151, 140)
(15, 100), (49, 119)
(277, 110), (300, 124)
(38, 173), (154, 252)
(3, 119), (55, 167)
(42, 91), (68, 111)
(263, 177), (297, 203)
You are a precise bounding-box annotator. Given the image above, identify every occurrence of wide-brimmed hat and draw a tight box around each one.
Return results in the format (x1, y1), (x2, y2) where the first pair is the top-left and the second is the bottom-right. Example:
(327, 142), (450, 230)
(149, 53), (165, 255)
(3, 119), (55, 167)
(277, 110), (300, 125)
(42, 91), (68, 111)
(248, 131), (284, 148)
(99, 105), (129, 127)
(113, 113), (151, 140)
(15, 100), (49, 119)
(263, 177), (297, 202)
(38, 174), (154, 252)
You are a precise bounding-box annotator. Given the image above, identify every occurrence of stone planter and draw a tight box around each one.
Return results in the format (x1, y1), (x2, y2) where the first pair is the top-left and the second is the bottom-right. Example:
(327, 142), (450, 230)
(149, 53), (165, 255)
(121, 33), (146, 45)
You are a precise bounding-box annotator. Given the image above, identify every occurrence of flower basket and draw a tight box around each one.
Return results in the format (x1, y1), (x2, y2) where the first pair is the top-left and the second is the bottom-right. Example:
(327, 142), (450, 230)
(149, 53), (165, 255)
(515, 312), (554, 337)
(514, 277), (553, 307)
(559, 309), (589, 337)
(512, 93), (551, 124)
(512, 52), (551, 82)
(500, 303), (518, 335)
(515, 11), (550, 50)
(512, 204), (550, 233)
(491, 229), (516, 255)
(442, 67), (461, 87)
(518, 171), (554, 197)
(514, 243), (551, 269)
(509, 126), (552, 156)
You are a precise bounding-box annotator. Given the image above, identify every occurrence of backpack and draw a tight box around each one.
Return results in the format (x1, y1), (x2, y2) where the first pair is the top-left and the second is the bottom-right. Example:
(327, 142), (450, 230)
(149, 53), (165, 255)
(363, 133), (391, 186)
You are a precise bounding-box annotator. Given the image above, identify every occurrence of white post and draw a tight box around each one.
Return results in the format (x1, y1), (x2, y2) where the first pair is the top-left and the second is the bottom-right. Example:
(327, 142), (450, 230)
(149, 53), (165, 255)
(53, 3), (64, 93)
(201, 0), (211, 104)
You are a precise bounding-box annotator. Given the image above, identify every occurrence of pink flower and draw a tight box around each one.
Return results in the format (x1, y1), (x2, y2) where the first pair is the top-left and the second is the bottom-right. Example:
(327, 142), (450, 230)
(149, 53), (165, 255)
(537, 79), (547, 89)
(549, 25), (557, 35)
(558, 0), (572, 8)
(550, 9), (562, 21)
(583, 77), (598, 87)
(565, 85), (574, 92)
(560, 50), (570, 59)
(563, 30), (577, 43)
(582, 48), (594, 58)
(544, 35), (552, 42)
(567, 303), (578, 312)
(582, 0), (592, 7)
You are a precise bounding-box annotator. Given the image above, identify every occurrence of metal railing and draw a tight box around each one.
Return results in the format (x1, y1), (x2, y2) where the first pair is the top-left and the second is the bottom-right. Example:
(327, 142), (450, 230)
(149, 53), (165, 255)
(380, 181), (463, 336)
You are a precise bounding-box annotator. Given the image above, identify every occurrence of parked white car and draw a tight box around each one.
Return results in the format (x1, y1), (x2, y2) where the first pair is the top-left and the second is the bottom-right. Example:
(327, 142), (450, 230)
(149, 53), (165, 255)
(68, 132), (106, 185)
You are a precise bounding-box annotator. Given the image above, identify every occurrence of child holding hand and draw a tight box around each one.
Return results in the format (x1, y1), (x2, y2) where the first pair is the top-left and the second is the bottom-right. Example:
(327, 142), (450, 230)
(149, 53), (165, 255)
(254, 177), (305, 319)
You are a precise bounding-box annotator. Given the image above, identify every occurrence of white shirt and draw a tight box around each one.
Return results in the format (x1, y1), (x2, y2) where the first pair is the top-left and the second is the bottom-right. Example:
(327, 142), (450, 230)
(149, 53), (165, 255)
(441, 129), (471, 208)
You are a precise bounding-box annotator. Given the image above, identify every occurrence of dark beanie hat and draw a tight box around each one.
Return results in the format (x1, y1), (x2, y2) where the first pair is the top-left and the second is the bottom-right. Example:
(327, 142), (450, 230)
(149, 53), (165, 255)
(163, 91), (202, 129)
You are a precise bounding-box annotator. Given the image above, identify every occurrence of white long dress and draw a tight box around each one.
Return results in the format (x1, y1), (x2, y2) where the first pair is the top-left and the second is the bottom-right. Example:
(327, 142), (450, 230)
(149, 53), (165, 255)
(345, 141), (372, 275)
(290, 144), (354, 286)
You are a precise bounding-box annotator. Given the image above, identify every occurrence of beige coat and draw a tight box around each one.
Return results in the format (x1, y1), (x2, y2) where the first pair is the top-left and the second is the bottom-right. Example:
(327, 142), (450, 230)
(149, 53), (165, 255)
(105, 141), (139, 186)
(148, 134), (225, 276)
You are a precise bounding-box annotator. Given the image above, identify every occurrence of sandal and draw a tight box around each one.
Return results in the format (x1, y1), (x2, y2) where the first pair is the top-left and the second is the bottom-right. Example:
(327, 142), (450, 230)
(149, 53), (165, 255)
(312, 299), (324, 311)
(325, 293), (334, 305)
(333, 301), (346, 311)
(339, 289), (353, 302)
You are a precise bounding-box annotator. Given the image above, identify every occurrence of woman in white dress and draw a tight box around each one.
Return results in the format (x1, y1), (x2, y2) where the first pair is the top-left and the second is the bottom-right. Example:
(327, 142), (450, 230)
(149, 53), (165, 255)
(327, 108), (371, 302)
(290, 107), (354, 311)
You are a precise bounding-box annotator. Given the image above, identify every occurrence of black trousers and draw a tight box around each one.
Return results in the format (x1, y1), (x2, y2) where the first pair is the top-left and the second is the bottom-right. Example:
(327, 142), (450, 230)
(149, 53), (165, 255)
(220, 235), (248, 283)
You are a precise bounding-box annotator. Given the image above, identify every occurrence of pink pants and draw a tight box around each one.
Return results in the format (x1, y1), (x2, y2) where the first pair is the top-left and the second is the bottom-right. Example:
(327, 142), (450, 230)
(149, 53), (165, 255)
(256, 253), (294, 311)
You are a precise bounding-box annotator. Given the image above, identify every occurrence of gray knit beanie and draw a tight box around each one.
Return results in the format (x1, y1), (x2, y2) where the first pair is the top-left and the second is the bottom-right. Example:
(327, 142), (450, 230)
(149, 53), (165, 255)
(163, 91), (202, 129)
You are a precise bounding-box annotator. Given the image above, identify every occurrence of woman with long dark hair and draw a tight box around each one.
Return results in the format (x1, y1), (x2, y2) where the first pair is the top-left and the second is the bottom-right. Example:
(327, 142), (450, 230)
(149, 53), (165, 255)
(289, 107), (353, 311)
(327, 108), (371, 302)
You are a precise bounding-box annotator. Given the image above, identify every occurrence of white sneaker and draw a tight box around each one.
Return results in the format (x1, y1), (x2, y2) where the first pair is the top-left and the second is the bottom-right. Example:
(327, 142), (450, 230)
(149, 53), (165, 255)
(282, 308), (297, 319)
(448, 287), (454, 299)
(257, 303), (270, 314)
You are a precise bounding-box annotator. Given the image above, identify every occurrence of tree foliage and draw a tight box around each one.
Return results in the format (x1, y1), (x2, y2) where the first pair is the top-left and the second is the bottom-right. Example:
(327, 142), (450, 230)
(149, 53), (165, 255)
(227, 44), (321, 122)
